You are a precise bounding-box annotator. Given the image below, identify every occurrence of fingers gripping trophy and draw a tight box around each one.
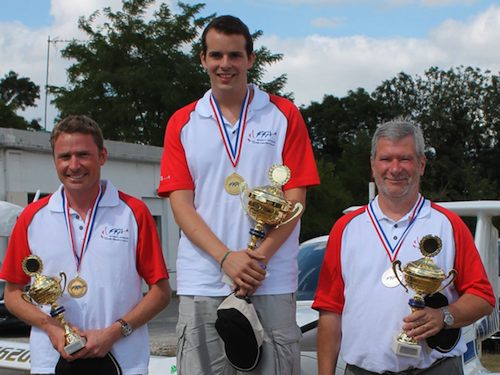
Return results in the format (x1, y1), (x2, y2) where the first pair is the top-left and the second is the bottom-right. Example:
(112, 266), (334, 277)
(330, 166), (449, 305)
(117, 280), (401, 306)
(22, 255), (87, 355)
(392, 235), (457, 358)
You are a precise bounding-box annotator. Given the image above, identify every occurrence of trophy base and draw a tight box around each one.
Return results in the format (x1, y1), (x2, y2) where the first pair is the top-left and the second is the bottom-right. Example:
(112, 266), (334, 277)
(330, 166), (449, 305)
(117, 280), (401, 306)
(64, 337), (87, 355)
(392, 338), (421, 358)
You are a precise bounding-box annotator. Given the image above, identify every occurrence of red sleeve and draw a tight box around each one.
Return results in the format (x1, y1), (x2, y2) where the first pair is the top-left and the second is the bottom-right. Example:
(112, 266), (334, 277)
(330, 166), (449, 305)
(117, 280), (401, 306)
(312, 208), (364, 313)
(120, 192), (169, 285)
(432, 203), (496, 307)
(157, 102), (197, 197)
(0, 198), (50, 285)
(269, 95), (320, 190)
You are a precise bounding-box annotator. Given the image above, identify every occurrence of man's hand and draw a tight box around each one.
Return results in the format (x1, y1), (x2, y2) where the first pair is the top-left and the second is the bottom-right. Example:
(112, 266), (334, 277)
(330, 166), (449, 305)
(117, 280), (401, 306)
(222, 250), (266, 294)
(71, 324), (121, 359)
(44, 318), (73, 359)
(402, 307), (444, 341)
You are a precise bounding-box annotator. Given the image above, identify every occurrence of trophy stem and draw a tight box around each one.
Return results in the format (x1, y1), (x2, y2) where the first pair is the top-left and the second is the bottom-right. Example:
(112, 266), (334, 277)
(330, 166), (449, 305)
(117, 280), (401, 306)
(50, 303), (87, 355)
(248, 221), (265, 251)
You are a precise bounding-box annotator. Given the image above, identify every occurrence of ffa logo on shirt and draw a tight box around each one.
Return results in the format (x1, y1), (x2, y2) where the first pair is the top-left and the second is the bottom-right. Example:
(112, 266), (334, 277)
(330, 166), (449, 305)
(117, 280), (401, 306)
(101, 226), (130, 242)
(247, 130), (278, 146)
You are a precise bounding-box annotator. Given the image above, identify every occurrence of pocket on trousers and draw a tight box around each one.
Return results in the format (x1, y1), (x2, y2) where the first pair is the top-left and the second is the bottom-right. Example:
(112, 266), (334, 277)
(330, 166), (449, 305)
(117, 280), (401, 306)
(270, 324), (302, 374)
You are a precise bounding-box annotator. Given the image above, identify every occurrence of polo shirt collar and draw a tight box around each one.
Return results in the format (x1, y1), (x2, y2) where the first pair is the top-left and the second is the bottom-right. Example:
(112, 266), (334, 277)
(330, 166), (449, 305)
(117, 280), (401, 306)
(195, 83), (269, 119)
(48, 179), (120, 213)
(368, 195), (431, 224)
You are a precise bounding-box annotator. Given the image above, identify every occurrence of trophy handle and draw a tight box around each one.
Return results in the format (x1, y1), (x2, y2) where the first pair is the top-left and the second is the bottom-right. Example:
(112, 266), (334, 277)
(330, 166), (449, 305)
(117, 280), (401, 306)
(59, 272), (67, 293)
(239, 183), (250, 215)
(21, 292), (34, 305)
(275, 202), (304, 228)
(434, 269), (457, 295)
(392, 260), (408, 292)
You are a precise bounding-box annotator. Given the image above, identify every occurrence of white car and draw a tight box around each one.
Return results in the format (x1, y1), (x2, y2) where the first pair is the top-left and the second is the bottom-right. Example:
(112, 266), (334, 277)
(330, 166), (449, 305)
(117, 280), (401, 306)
(296, 201), (500, 375)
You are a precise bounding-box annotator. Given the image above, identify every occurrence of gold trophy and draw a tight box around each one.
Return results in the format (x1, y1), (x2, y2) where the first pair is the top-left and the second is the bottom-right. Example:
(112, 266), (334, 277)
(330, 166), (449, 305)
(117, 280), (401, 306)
(241, 165), (303, 250)
(22, 255), (87, 355)
(391, 235), (457, 358)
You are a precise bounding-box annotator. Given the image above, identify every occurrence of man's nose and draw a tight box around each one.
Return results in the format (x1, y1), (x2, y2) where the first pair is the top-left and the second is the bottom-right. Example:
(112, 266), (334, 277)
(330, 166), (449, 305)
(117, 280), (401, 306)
(389, 159), (401, 172)
(69, 155), (80, 169)
(220, 55), (230, 68)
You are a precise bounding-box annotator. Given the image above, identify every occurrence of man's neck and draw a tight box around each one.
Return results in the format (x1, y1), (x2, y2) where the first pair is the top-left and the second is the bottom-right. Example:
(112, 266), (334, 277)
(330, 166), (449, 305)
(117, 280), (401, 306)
(378, 193), (420, 222)
(65, 186), (100, 221)
(212, 86), (250, 123)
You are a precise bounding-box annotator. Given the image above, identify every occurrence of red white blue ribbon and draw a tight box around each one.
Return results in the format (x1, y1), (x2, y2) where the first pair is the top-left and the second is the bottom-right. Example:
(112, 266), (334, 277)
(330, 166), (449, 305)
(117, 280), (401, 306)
(367, 194), (425, 262)
(210, 88), (250, 168)
(62, 185), (104, 271)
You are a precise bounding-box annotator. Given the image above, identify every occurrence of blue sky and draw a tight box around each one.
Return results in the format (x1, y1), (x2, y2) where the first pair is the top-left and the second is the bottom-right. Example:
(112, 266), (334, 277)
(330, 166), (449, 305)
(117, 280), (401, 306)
(1, 0), (500, 129)
(1, 0), (494, 38)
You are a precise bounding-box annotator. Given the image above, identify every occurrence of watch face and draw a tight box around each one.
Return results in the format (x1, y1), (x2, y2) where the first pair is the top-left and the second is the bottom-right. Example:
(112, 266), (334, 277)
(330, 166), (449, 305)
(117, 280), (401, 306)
(118, 319), (133, 336)
(122, 323), (132, 336)
(443, 309), (454, 327)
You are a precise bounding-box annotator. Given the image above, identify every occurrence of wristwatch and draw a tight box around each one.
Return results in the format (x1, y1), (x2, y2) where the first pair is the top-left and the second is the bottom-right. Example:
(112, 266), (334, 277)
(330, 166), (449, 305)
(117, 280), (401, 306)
(442, 306), (454, 329)
(116, 318), (133, 337)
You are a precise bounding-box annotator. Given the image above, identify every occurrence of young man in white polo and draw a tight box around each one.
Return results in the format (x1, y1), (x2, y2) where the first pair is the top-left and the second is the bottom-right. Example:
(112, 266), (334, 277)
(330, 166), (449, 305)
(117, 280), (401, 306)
(158, 15), (320, 374)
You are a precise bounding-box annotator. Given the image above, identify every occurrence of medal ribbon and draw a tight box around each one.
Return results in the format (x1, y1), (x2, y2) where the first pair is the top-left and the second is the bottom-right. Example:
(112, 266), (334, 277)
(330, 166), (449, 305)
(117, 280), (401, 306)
(210, 88), (250, 168)
(62, 185), (104, 272)
(367, 194), (425, 262)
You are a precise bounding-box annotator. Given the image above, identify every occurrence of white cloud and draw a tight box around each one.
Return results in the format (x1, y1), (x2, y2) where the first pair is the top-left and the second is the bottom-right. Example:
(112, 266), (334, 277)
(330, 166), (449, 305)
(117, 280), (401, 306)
(0, 0), (172, 129)
(311, 17), (344, 29)
(1, 1), (499, 128)
(261, 5), (500, 106)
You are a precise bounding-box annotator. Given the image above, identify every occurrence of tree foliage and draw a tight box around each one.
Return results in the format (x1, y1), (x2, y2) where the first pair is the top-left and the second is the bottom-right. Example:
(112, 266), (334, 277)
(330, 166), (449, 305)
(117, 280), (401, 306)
(53, 0), (288, 145)
(373, 66), (500, 201)
(0, 71), (41, 130)
(300, 66), (500, 239)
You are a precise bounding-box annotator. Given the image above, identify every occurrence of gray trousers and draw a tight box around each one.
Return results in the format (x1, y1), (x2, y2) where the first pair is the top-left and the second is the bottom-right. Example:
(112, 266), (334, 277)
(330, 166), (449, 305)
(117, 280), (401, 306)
(345, 356), (464, 375)
(176, 294), (301, 375)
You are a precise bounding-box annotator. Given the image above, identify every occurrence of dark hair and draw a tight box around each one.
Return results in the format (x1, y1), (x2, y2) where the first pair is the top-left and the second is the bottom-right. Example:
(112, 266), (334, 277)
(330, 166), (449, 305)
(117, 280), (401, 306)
(50, 115), (104, 152)
(201, 15), (253, 57)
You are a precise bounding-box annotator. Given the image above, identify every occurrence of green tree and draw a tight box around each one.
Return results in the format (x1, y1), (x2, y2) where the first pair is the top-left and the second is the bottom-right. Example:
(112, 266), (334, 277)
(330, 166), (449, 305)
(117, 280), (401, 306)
(0, 71), (40, 130)
(374, 66), (500, 200)
(53, 0), (288, 145)
(299, 89), (394, 238)
(300, 66), (500, 238)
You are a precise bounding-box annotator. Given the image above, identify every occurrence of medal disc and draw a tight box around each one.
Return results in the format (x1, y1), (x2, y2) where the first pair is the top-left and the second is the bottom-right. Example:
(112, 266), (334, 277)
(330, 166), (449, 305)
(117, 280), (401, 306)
(224, 173), (245, 195)
(382, 267), (403, 288)
(269, 165), (291, 186)
(68, 276), (88, 298)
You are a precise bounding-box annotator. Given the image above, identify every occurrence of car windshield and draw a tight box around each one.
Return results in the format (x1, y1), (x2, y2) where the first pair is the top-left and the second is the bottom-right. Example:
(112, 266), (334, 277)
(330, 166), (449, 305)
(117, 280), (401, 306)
(297, 239), (326, 301)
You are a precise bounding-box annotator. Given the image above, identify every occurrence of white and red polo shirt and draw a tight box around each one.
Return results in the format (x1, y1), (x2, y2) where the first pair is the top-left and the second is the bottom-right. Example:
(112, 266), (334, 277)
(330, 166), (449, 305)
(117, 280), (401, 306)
(158, 84), (320, 296)
(312, 197), (495, 373)
(0, 180), (169, 374)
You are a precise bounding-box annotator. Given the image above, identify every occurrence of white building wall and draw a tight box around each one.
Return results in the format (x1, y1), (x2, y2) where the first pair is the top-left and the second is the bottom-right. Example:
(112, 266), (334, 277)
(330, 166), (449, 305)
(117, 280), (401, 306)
(0, 128), (179, 290)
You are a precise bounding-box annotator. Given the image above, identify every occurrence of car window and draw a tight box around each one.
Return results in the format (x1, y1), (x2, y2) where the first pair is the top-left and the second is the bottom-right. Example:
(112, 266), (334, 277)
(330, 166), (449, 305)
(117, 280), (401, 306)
(297, 240), (327, 301)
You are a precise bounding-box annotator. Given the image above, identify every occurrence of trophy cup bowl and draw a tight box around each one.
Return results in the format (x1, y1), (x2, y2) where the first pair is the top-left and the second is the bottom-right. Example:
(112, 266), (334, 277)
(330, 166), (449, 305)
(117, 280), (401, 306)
(21, 255), (86, 355)
(391, 235), (457, 358)
(241, 165), (303, 251)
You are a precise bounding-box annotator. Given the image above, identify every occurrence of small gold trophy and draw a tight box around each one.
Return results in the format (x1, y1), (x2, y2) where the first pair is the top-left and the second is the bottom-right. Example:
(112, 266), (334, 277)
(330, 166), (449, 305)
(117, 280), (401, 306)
(22, 255), (87, 355)
(391, 235), (457, 358)
(241, 165), (303, 250)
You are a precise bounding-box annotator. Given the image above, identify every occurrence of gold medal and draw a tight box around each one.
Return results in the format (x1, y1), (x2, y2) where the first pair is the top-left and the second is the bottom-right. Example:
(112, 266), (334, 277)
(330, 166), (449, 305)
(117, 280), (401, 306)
(68, 276), (88, 298)
(224, 172), (245, 195)
(269, 165), (291, 187)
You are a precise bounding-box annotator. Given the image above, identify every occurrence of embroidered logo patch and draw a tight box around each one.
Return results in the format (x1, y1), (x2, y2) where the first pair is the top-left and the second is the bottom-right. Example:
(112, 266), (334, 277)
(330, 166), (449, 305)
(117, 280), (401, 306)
(247, 130), (278, 146)
(101, 226), (130, 242)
